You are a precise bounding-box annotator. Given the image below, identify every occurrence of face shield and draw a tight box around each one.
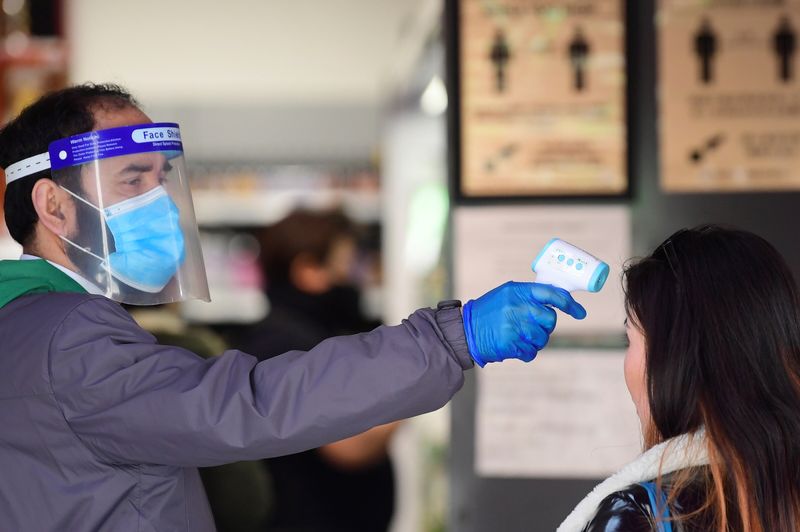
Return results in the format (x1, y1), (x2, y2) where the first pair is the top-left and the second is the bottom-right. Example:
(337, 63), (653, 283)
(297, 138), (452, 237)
(9, 122), (210, 305)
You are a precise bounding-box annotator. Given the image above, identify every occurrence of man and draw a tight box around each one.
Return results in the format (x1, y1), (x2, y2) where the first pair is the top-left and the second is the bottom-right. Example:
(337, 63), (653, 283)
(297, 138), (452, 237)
(0, 84), (587, 531)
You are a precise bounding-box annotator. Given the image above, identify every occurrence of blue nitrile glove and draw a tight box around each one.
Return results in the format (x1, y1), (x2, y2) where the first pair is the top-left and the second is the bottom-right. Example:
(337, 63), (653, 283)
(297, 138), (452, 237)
(462, 281), (587, 366)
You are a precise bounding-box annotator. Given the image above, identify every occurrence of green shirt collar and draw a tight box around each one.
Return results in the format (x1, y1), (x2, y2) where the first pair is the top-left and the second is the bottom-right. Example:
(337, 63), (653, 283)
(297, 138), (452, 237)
(0, 259), (88, 309)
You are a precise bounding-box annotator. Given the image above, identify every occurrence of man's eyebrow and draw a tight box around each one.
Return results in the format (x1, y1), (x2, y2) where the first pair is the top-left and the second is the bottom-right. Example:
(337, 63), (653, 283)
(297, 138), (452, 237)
(118, 163), (154, 174)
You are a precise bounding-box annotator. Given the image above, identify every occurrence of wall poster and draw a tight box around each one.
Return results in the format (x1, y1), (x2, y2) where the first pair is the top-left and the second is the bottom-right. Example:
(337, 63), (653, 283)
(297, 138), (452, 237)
(475, 352), (641, 478)
(659, 0), (800, 192)
(453, 0), (627, 198)
(453, 204), (630, 336)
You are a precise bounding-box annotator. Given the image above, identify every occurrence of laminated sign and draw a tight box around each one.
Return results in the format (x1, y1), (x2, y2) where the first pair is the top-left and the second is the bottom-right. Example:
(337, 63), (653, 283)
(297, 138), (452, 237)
(455, 0), (627, 197)
(658, 0), (800, 192)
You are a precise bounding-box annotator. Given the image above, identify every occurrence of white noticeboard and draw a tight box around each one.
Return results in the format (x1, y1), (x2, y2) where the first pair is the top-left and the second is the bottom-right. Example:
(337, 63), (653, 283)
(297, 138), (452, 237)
(453, 205), (630, 336)
(453, 204), (638, 478)
(475, 353), (641, 478)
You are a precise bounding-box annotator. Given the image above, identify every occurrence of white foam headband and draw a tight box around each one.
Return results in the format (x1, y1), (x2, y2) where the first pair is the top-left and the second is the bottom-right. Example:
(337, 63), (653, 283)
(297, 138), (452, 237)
(4, 152), (51, 184)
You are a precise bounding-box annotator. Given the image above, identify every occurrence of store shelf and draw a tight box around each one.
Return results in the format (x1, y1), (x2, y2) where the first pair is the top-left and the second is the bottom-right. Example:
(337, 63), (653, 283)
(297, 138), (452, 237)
(181, 287), (268, 324)
(0, 37), (66, 66)
(192, 189), (381, 226)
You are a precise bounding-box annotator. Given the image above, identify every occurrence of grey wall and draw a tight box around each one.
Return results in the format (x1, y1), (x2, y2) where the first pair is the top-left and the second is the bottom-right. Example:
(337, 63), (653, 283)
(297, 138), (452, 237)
(448, 1), (800, 531)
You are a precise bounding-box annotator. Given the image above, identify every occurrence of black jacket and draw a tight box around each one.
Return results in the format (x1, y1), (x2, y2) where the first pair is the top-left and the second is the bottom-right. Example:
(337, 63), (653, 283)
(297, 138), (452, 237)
(583, 474), (712, 531)
(239, 284), (393, 532)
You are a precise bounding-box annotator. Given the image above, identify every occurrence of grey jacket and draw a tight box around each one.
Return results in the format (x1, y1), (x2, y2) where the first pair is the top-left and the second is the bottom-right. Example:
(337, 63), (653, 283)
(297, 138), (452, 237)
(0, 293), (472, 531)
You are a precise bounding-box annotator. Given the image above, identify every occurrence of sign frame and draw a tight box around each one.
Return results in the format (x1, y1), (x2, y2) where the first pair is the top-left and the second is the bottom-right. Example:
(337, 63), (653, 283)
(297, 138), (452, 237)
(446, 0), (633, 203)
(656, 0), (800, 194)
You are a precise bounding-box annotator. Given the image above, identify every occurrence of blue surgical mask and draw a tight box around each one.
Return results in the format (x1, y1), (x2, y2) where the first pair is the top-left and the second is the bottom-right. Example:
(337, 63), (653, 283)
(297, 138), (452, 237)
(62, 186), (186, 293)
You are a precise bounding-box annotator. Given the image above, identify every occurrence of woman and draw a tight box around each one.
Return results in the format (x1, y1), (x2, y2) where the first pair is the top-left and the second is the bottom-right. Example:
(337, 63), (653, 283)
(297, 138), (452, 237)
(560, 225), (800, 531)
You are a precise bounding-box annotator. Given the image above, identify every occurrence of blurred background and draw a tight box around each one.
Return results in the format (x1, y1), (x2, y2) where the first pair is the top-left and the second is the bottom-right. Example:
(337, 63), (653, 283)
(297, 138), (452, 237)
(2, 1), (800, 531)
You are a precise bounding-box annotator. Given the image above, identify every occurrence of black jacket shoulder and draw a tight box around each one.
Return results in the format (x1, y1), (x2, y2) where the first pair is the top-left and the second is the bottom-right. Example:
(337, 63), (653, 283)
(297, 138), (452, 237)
(582, 473), (711, 532)
(582, 484), (657, 532)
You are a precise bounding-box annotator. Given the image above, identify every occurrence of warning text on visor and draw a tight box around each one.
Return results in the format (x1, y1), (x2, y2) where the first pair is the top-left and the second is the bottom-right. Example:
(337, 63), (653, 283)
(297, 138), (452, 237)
(48, 122), (184, 171)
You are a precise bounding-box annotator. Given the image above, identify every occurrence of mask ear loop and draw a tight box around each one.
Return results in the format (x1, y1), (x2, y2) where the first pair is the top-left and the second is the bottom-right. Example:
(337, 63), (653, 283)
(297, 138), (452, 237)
(59, 164), (115, 291)
(58, 185), (113, 284)
(60, 185), (99, 210)
(59, 234), (106, 263)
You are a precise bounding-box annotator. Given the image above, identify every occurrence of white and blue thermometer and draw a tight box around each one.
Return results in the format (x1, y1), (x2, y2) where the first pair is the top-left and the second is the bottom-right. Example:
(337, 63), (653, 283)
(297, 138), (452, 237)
(531, 238), (609, 293)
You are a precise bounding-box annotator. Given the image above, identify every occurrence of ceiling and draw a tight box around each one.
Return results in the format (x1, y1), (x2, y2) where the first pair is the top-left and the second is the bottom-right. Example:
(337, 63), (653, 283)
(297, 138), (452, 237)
(68, 0), (430, 106)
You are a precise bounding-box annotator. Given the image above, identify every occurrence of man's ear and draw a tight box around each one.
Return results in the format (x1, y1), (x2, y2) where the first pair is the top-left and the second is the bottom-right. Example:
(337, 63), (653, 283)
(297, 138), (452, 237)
(31, 178), (70, 235)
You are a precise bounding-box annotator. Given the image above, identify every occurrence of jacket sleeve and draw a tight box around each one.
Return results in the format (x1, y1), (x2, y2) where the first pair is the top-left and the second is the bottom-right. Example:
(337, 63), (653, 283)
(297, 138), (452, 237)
(48, 297), (472, 467)
(582, 487), (658, 532)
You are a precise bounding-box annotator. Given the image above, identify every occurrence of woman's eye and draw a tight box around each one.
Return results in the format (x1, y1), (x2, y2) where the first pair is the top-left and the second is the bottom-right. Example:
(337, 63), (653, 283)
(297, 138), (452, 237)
(622, 333), (630, 347)
(126, 177), (141, 186)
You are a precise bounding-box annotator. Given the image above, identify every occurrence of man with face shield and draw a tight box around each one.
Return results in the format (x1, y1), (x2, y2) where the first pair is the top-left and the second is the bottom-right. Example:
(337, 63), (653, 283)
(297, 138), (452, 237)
(0, 84), (588, 532)
(20, 121), (206, 304)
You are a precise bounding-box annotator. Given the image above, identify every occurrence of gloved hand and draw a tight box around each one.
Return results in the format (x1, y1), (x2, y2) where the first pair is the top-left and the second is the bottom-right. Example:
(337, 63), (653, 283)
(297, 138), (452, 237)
(462, 282), (587, 366)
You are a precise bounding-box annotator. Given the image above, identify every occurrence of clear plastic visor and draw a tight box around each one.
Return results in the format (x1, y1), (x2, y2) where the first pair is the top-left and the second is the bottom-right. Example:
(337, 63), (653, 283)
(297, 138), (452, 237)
(49, 122), (209, 305)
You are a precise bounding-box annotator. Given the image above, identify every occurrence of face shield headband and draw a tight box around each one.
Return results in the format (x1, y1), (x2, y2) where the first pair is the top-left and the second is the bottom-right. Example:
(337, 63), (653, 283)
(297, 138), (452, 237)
(5, 122), (210, 305)
(4, 122), (185, 185)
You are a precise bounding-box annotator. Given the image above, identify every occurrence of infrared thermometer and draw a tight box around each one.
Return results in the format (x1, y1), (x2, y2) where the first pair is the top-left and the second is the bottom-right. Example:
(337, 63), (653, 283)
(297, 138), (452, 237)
(531, 238), (609, 293)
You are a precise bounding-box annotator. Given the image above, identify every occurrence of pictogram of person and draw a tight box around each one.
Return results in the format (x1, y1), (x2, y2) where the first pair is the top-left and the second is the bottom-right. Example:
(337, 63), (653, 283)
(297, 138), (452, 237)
(774, 16), (796, 83)
(694, 17), (717, 84)
(568, 27), (591, 92)
(489, 29), (511, 92)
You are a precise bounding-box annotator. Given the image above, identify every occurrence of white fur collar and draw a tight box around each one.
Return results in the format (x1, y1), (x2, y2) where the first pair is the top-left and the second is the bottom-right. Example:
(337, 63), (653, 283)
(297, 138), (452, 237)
(557, 430), (709, 531)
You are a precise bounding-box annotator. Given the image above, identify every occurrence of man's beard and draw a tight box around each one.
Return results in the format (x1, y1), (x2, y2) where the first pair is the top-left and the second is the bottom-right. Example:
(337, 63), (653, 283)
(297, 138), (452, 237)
(64, 197), (115, 286)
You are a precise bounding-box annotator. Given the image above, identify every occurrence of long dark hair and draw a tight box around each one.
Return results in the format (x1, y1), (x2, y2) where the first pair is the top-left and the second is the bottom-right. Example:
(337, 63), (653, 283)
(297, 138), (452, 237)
(623, 225), (800, 531)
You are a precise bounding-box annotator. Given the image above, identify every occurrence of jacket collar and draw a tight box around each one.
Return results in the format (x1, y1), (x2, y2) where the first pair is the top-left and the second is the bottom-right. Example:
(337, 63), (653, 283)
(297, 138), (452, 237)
(558, 429), (709, 531)
(20, 254), (104, 295)
(0, 258), (87, 309)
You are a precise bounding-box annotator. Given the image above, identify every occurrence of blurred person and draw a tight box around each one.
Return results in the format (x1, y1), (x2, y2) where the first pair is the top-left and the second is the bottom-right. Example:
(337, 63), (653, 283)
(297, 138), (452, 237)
(0, 83), (586, 532)
(239, 210), (396, 531)
(560, 226), (800, 531)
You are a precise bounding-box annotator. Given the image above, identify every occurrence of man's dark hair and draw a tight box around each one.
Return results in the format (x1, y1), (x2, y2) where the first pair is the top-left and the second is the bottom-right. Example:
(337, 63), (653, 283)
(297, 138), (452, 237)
(0, 83), (139, 246)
